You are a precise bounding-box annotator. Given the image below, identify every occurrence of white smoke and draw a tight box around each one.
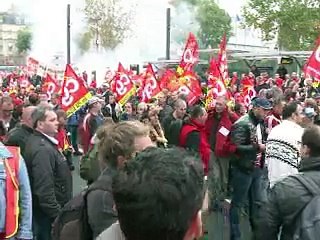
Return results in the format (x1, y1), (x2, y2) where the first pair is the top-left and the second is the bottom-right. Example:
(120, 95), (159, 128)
(9, 0), (193, 85)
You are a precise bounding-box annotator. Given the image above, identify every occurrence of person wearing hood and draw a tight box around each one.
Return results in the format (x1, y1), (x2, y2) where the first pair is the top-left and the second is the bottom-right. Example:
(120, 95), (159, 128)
(257, 125), (320, 239)
(179, 105), (210, 175)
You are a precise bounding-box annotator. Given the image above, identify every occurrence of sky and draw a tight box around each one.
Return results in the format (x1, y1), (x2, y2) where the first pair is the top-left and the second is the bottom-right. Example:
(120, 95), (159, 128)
(0, 0), (247, 83)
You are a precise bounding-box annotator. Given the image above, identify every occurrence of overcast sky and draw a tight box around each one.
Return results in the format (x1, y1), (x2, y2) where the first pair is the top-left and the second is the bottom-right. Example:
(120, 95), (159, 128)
(1, 0), (246, 16)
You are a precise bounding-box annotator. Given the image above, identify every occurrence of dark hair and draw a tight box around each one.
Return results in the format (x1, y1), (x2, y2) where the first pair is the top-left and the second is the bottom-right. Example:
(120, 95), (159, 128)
(234, 103), (243, 113)
(112, 147), (204, 240)
(302, 125), (320, 157)
(31, 106), (53, 129)
(282, 101), (299, 120)
(55, 109), (66, 119)
(190, 105), (205, 119)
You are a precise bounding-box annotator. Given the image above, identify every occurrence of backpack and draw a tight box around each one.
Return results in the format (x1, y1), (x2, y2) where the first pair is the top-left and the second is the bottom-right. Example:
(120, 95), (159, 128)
(292, 175), (320, 240)
(80, 144), (101, 184)
(52, 182), (110, 240)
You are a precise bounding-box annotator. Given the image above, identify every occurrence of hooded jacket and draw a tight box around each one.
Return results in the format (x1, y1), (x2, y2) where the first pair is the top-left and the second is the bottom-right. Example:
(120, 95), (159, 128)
(257, 156), (320, 240)
(179, 118), (211, 174)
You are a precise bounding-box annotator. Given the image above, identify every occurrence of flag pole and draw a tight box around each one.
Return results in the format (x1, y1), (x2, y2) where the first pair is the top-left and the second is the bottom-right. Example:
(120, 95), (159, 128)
(166, 8), (171, 60)
(67, 4), (71, 64)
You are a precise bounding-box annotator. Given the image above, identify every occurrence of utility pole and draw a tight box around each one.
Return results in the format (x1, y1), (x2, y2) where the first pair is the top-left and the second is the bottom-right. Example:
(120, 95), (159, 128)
(166, 8), (171, 60)
(67, 4), (71, 64)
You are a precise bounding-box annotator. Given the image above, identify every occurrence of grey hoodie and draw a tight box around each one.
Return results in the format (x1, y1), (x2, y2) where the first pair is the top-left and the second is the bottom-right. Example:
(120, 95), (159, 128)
(96, 222), (126, 240)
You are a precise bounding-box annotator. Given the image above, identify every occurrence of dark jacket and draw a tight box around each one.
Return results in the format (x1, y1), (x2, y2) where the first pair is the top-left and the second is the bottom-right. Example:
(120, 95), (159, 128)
(230, 110), (267, 172)
(24, 131), (72, 220)
(257, 156), (320, 240)
(162, 113), (185, 146)
(87, 167), (118, 239)
(159, 104), (173, 124)
(4, 124), (34, 157)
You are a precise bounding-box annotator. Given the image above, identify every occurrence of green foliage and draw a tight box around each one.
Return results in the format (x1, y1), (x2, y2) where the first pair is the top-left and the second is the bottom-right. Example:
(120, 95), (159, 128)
(16, 27), (32, 54)
(77, 31), (93, 54)
(196, 0), (232, 48)
(171, 0), (232, 48)
(81, 0), (135, 52)
(242, 0), (320, 50)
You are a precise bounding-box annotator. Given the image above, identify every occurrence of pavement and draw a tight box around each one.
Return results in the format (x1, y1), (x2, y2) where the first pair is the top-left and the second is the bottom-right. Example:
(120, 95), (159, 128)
(71, 156), (250, 239)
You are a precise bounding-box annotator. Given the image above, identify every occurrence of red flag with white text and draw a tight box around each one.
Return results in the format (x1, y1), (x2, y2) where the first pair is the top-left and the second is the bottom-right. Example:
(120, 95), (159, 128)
(304, 36), (320, 82)
(177, 33), (199, 76)
(42, 74), (61, 100)
(216, 34), (229, 83)
(141, 64), (161, 102)
(114, 63), (136, 106)
(61, 64), (92, 117)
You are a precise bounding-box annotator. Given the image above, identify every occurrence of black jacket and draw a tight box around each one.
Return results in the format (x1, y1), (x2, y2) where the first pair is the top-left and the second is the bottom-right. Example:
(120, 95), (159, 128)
(257, 156), (320, 240)
(87, 167), (118, 239)
(24, 131), (73, 220)
(4, 124), (33, 157)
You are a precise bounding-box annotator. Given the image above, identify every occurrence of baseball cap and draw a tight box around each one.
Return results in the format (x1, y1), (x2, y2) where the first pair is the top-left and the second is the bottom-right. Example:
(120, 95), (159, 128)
(251, 97), (272, 110)
(302, 107), (316, 118)
(88, 96), (100, 105)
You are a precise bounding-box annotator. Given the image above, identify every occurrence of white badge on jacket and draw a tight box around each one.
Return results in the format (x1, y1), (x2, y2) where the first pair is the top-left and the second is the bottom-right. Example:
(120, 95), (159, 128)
(219, 126), (230, 137)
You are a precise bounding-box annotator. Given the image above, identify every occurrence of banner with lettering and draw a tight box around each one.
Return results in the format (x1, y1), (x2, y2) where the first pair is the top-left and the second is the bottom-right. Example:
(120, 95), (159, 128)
(114, 63), (136, 106)
(141, 64), (161, 103)
(27, 57), (39, 76)
(305, 36), (320, 82)
(42, 73), (61, 100)
(176, 32), (199, 76)
(206, 57), (229, 109)
(61, 64), (92, 117)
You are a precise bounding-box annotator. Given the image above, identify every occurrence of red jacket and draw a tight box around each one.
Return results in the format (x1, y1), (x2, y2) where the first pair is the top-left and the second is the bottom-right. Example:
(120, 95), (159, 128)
(56, 127), (71, 151)
(204, 109), (238, 157)
(179, 119), (211, 175)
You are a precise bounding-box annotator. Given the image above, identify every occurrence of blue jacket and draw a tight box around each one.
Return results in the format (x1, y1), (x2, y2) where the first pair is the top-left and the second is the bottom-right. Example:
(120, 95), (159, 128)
(67, 112), (80, 126)
(0, 142), (33, 239)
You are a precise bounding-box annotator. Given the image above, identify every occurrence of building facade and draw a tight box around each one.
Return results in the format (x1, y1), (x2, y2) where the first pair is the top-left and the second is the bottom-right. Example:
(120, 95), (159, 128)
(0, 11), (26, 65)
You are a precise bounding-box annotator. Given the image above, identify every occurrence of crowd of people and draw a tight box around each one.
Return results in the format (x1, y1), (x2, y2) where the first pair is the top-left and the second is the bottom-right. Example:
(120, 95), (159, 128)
(1, 64), (320, 240)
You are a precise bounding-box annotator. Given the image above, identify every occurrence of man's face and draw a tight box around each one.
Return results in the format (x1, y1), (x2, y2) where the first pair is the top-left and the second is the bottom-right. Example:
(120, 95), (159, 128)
(293, 105), (304, 125)
(38, 111), (59, 136)
(125, 103), (133, 114)
(255, 107), (269, 120)
(176, 102), (187, 119)
(109, 95), (115, 104)
(275, 74), (280, 78)
(292, 72), (297, 78)
(1, 102), (14, 119)
(215, 98), (226, 113)
(58, 116), (67, 126)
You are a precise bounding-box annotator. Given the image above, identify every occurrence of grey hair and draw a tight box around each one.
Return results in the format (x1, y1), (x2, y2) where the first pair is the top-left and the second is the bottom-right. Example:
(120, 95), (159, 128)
(31, 106), (53, 129)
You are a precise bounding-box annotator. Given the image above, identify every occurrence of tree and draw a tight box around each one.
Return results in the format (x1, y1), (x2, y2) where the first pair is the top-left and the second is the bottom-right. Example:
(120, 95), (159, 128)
(16, 28), (32, 54)
(77, 31), (92, 54)
(80, 0), (135, 52)
(242, 0), (320, 50)
(170, 0), (232, 48)
(196, 0), (232, 48)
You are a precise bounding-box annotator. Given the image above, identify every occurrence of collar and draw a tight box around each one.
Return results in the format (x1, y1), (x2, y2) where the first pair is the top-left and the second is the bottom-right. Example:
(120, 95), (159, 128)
(299, 156), (320, 172)
(39, 132), (59, 145)
(189, 118), (205, 130)
(271, 111), (282, 120)
(0, 142), (13, 158)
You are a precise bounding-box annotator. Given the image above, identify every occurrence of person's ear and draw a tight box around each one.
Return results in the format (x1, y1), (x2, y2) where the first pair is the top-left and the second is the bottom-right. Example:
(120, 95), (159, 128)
(183, 211), (203, 240)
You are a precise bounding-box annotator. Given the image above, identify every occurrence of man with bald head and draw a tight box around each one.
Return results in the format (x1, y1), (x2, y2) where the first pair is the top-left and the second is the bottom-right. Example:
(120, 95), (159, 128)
(4, 105), (36, 157)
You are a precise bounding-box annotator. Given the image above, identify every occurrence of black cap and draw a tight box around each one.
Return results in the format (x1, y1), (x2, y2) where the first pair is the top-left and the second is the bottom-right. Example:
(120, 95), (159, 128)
(251, 97), (272, 110)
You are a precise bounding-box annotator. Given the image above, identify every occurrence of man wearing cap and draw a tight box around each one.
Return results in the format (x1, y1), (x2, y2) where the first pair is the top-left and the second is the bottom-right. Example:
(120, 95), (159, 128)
(266, 101), (304, 188)
(80, 96), (103, 154)
(229, 97), (271, 240)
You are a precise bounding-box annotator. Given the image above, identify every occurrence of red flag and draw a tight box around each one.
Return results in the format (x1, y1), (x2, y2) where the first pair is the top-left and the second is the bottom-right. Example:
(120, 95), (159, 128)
(141, 64), (161, 103)
(216, 34), (229, 82)
(61, 64), (92, 117)
(177, 33), (199, 75)
(26, 57), (39, 76)
(42, 73), (61, 100)
(304, 36), (320, 81)
(114, 63), (136, 106)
